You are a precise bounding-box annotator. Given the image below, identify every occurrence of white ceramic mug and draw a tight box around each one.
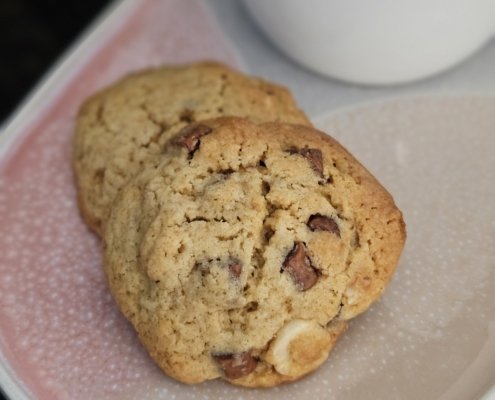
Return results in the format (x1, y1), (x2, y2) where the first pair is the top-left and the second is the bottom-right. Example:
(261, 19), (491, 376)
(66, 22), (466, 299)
(243, 0), (495, 85)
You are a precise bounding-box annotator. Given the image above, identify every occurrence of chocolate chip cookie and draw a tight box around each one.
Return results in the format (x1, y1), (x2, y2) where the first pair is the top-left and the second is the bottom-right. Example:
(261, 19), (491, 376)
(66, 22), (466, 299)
(103, 117), (406, 387)
(73, 62), (310, 235)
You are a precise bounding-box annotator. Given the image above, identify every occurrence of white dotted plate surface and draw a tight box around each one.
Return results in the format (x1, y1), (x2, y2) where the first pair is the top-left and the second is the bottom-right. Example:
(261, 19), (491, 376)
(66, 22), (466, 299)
(315, 96), (495, 400)
(1, 94), (494, 399)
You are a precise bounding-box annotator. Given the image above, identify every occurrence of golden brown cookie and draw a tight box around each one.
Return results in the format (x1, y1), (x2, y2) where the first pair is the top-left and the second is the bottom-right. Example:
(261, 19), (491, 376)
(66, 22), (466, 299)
(103, 117), (405, 387)
(73, 62), (310, 235)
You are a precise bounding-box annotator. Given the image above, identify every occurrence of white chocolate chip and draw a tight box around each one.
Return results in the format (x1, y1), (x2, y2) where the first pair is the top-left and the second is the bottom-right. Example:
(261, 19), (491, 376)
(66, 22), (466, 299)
(265, 319), (332, 378)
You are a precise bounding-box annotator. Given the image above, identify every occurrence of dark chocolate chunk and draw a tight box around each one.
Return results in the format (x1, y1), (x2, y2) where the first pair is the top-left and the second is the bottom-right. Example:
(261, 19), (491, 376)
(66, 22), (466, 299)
(282, 242), (318, 291)
(174, 123), (212, 155)
(213, 351), (257, 379)
(307, 214), (340, 237)
(298, 148), (323, 176)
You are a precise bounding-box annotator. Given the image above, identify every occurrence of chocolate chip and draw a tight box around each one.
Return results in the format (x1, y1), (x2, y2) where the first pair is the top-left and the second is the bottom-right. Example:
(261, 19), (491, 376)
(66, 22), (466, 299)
(228, 262), (242, 278)
(282, 242), (318, 291)
(299, 148), (323, 177)
(307, 214), (340, 237)
(174, 123), (212, 155)
(213, 351), (257, 379)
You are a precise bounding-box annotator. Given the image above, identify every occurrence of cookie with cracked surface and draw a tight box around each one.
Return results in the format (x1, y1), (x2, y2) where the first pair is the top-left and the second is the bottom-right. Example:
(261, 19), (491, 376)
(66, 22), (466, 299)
(73, 62), (310, 235)
(103, 117), (406, 386)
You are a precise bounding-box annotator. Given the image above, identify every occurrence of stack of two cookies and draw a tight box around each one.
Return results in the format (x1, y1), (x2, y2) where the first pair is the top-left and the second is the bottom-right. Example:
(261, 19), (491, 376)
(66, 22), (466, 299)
(74, 62), (405, 387)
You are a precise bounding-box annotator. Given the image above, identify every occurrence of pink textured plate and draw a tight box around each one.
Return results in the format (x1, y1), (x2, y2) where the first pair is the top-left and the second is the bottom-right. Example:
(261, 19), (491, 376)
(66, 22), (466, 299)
(1, 1), (495, 399)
